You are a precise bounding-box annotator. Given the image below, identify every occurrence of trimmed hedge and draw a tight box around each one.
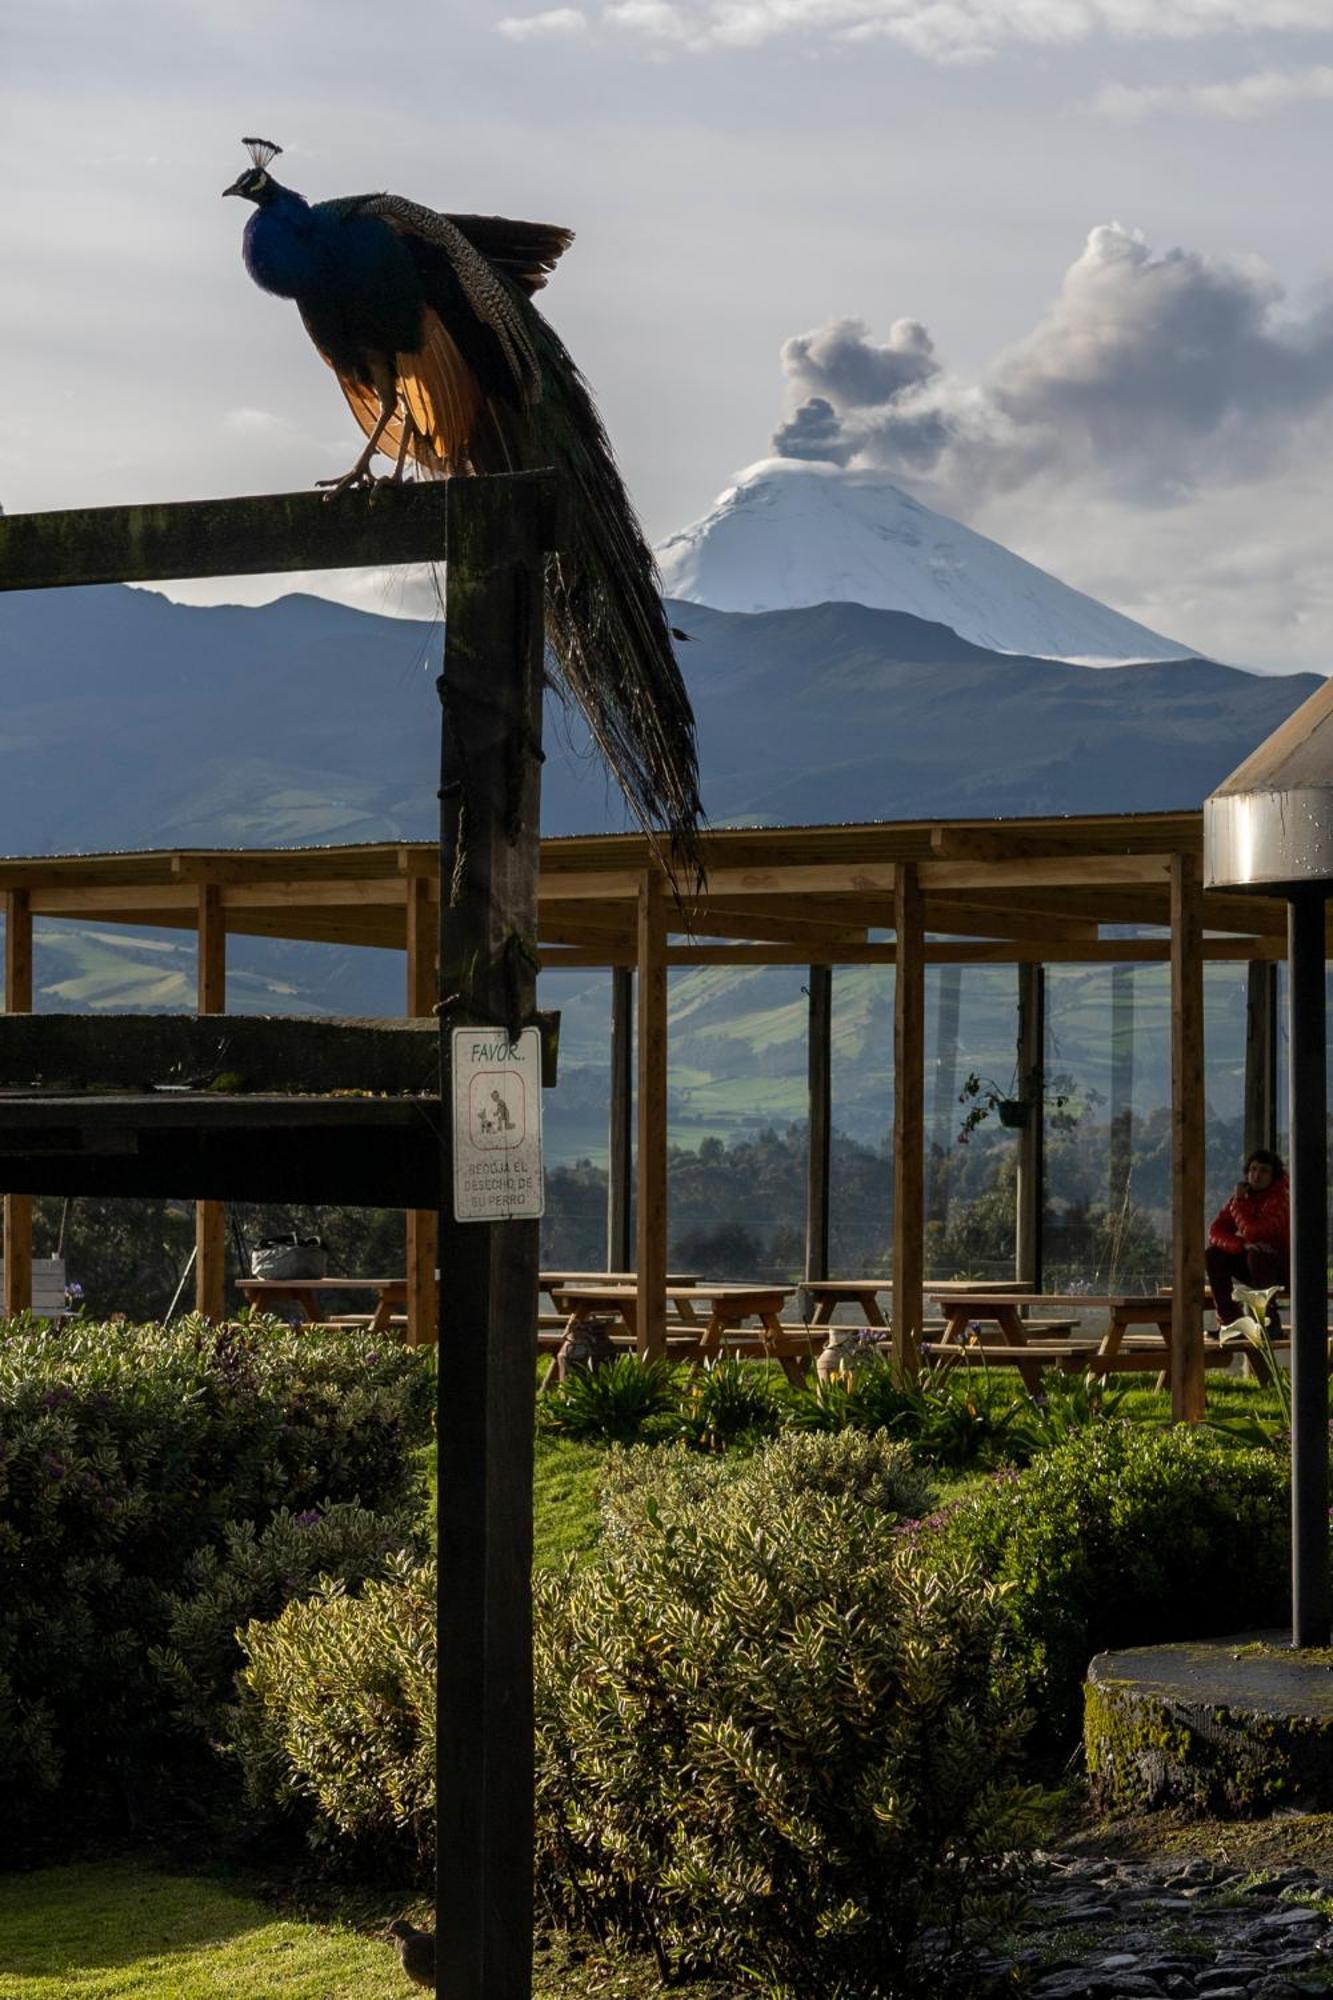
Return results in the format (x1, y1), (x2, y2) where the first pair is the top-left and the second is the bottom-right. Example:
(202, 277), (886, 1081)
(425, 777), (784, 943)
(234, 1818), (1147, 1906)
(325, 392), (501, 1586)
(0, 1315), (431, 1857)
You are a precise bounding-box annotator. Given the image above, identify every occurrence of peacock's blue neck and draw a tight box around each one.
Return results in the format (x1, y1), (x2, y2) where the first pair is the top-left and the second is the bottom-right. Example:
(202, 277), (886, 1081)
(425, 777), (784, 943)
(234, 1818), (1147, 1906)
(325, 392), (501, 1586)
(242, 186), (323, 301)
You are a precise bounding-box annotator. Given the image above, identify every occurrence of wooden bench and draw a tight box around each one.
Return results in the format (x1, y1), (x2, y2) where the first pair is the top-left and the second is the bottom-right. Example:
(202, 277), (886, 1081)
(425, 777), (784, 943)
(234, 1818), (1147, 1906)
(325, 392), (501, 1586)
(0, 1256), (68, 1322)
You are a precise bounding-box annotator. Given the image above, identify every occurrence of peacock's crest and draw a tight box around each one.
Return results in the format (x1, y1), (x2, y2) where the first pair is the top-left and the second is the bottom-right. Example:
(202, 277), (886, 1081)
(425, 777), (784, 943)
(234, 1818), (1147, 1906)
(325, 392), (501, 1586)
(242, 137), (283, 171)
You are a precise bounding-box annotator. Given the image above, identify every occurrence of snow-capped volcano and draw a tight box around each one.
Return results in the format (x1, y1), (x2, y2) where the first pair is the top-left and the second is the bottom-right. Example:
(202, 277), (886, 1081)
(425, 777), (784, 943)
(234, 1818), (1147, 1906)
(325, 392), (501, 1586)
(656, 458), (1194, 666)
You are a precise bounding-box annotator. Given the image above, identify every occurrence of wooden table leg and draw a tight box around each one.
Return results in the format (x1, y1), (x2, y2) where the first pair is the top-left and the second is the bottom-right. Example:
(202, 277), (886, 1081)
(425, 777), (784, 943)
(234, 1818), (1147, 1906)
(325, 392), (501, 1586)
(993, 1306), (1042, 1394)
(1089, 1307), (1128, 1378)
(761, 1309), (810, 1386)
(943, 1305), (971, 1344)
(367, 1291), (399, 1339)
(860, 1292), (887, 1328)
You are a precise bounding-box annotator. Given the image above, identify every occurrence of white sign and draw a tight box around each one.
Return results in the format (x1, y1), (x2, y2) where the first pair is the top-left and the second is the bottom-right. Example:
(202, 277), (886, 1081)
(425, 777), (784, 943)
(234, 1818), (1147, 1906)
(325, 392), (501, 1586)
(451, 1027), (545, 1222)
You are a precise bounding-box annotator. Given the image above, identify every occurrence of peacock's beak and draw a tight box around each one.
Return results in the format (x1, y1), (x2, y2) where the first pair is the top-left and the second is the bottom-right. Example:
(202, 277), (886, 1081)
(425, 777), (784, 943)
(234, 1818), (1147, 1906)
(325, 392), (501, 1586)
(222, 175), (247, 198)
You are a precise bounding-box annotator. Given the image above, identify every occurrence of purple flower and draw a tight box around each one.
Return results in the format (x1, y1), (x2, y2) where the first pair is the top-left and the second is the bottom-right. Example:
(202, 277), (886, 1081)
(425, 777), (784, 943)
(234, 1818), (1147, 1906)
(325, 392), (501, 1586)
(294, 1508), (322, 1528)
(42, 1386), (73, 1409)
(365, 1353), (380, 1366)
(40, 1454), (66, 1481)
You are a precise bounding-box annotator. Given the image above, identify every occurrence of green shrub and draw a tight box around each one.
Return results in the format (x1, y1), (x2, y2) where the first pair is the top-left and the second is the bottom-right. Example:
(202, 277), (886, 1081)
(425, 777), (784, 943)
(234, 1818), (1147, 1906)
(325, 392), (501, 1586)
(787, 1357), (1035, 1470)
(0, 1315), (432, 1857)
(536, 1432), (1036, 1994)
(538, 1355), (680, 1444)
(152, 1500), (426, 1746)
(674, 1356), (783, 1451)
(599, 1427), (931, 1554)
(236, 1556), (435, 1877)
(932, 1422), (1289, 1745)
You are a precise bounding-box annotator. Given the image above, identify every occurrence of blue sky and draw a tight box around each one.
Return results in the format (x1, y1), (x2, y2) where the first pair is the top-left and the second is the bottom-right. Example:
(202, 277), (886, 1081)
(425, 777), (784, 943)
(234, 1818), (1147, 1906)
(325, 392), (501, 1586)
(3, 0), (1333, 667)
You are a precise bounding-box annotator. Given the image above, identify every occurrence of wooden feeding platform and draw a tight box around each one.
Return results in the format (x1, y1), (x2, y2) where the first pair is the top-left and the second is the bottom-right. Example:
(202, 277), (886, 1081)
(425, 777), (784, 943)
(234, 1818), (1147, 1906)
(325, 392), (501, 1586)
(0, 1012), (441, 1203)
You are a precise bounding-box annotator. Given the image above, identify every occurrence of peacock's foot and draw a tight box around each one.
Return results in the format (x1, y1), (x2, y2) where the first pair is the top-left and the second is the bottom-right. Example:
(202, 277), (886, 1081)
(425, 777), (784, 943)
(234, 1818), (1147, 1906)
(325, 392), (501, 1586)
(316, 458), (378, 500)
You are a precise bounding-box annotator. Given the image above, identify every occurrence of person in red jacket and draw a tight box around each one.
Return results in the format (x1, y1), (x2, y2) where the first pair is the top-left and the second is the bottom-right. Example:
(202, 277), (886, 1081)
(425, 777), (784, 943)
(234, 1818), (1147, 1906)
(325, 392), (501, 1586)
(1205, 1148), (1289, 1329)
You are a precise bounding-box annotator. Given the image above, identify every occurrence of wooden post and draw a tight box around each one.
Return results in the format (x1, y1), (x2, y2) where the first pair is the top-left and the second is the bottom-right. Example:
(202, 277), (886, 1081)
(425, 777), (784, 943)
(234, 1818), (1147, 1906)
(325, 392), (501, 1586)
(435, 473), (551, 2000)
(1108, 963), (1134, 1219)
(607, 965), (634, 1271)
(1015, 963), (1045, 1291)
(3, 889), (33, 1317)
(892, 864), (924, 1377)
(635, 868), (668, 1357)
(406, 873), (438, 1348)
(194, 884), (227, 1320)
(1244, 957), (1280, 1161)
(805, 964), (832, 1283)
(1170, 851), (1207, 1423)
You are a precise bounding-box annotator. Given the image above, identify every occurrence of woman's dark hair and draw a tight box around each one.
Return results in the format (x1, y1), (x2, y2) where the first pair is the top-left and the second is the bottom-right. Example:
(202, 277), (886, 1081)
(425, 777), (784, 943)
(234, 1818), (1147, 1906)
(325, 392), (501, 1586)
(1246, 1147), (1286, 1177)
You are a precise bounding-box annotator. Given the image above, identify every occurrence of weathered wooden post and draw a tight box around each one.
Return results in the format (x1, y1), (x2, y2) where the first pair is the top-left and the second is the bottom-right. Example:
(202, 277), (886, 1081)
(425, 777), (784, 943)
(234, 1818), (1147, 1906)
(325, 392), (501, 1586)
(434, 471), (556, 2000)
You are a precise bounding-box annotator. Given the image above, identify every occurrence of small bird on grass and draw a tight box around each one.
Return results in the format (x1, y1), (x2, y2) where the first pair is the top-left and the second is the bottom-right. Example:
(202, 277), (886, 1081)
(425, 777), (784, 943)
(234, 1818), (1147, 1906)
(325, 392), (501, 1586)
(223, 137), (702, 867)
(387, 1916), (436, 1989)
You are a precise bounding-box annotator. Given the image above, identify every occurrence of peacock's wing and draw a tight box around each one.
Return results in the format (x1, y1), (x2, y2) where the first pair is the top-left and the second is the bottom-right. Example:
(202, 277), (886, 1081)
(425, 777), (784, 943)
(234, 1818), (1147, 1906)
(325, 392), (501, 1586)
(442, 213), (574, 295)
(332, 192), (703, 864)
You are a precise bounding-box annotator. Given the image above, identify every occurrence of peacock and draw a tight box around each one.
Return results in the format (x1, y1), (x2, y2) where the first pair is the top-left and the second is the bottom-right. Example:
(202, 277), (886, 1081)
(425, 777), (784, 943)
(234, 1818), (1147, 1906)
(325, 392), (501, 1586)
(224, 137), (701, 860)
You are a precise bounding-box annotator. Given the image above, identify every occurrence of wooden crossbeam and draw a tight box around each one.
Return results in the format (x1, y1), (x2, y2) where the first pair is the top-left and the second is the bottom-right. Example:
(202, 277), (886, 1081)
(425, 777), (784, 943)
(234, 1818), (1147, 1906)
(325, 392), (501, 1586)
(0, 477), (549, 591)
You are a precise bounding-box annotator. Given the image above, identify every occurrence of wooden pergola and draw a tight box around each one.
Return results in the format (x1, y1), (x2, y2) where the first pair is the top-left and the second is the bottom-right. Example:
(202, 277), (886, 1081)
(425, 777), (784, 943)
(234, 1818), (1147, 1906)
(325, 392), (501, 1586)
(0, 806), (1303, 1417)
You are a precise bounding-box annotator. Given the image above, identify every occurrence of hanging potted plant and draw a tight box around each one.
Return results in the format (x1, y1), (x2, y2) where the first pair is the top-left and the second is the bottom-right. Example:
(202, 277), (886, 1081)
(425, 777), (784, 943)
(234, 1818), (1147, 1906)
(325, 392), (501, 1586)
(956, 1069), (1069, 1145)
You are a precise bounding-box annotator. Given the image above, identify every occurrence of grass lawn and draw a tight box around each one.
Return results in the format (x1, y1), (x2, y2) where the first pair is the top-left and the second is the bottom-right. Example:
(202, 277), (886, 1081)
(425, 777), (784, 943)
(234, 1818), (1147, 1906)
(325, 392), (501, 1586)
(0, 1863), (391, 1998)
(0, 1863), (720, 1999)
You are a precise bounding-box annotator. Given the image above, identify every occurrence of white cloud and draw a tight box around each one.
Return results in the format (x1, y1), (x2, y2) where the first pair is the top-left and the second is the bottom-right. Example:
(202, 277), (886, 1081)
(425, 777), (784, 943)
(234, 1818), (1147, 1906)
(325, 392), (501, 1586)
(497, 6), (589, 36)
(1090, 63), (1333, 118)
(498, 0), (1333, 60)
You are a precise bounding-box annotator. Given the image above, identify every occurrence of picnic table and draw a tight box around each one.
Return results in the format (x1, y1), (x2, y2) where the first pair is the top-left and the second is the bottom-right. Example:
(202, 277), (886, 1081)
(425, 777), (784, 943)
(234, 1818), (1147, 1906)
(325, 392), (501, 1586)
(236, 1275), (406, 1336)
(924, 1290), (1234, 1392)
(548, 1281), (809, 1384)
(799, 1276), (1029, 1326)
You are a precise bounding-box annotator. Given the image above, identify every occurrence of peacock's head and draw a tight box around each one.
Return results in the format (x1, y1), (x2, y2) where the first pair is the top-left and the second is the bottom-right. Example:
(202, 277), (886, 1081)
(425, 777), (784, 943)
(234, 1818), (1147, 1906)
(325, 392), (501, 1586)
(223, 136), (283, 204)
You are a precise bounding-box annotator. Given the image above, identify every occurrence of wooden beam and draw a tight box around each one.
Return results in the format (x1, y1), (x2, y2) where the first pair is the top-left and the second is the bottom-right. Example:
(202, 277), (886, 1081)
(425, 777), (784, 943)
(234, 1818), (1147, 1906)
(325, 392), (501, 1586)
(1170, 852), (1207, 1423)
(892, 864), (925, 1379)
(607, 967), (634, 1272)
(930, 823), (1204, 861)
(0, 477), (542, 592)
(922, 855), (1173, 892)
(649, 936), (1284, 970)
(195, 885), (226, 1322)
(635, 869), (669, 1360)
(406, 873), (438, 1351)
(434, 472), (551, 2000)
(923, 897), (1100, 943)
(4, 889), (33, 1317)
(805, 965), (832, 1283)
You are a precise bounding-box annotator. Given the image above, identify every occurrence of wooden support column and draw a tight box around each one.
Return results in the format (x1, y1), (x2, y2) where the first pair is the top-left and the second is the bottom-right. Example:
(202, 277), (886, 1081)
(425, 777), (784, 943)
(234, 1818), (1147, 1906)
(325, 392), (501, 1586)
(1244, 958), (1280, 1161)
(1015, 963), (1046, 1291)
(3, 889), (33, 1317)
(1170, 851), (1207, 1423)
(635, 869), (668, 1357)
(406, 873), (438, 1348)
(892, 864), (924, 1378)
(607, 966), (634, 1271)
(805, 964), (832, 1283)
(435, 473), (550, 2000)
(195, 884), (227, 1320)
